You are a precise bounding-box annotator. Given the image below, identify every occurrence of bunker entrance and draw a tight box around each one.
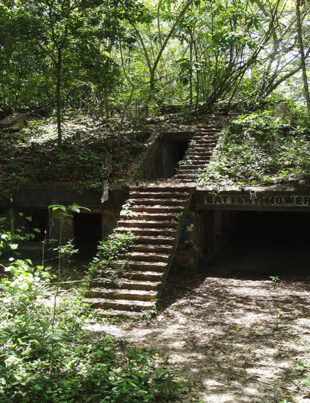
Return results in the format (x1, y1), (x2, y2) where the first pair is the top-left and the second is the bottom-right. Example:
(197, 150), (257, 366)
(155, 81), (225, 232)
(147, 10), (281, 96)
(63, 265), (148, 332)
(160, 138), (189, 178)
(164, 140), (188, 178)
(74, 213), (102, 259)
(203, 210), (310, 276)
(32, 209), (49, 241)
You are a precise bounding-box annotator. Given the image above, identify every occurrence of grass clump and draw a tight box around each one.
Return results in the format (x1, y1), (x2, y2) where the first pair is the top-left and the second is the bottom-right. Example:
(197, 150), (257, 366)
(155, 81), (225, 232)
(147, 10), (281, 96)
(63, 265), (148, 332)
(199, 110), (310, 187)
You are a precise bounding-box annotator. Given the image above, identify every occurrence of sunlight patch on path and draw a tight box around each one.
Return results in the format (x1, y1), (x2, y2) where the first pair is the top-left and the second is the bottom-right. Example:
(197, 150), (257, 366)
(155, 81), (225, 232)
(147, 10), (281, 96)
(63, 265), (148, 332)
(84, 275), (310, 402)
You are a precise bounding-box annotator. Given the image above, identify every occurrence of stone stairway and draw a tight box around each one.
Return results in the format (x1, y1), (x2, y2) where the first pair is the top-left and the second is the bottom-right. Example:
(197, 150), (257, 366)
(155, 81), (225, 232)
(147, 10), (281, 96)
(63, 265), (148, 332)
(85, 124), (220, 318)
(174, 125), (218, 183)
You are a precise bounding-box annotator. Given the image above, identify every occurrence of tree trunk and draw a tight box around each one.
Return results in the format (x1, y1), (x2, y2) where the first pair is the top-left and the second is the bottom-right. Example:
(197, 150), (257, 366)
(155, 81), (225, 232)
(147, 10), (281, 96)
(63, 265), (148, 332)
(296, 1), (310, 114)
(104, 89), (109, 122)
(189, 32), (193, 107)
(56, 50), (62, 147)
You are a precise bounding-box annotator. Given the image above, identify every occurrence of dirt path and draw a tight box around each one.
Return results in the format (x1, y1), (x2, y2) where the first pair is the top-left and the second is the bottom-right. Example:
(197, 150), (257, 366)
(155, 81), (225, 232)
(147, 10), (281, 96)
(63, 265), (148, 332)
(85, 272), (310, 402)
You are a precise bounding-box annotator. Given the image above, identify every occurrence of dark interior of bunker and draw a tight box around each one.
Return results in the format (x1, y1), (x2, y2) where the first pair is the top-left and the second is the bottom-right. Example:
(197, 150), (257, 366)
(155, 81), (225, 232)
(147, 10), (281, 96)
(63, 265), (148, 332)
(74, 213), (102, 259)
(141, 135), (190, 180)
(204, 210), (310, 276)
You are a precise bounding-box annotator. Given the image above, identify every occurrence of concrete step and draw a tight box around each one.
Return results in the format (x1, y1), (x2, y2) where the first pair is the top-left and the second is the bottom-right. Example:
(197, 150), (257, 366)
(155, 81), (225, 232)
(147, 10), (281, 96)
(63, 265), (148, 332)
(124, 270), (165, 281)
(98, 258), (167, 270)
(136, 235), (175, 245)
(196, 128), (218, 132)
(85, 288), (157, 301)
(183, 158), (210, 164)
(130, 191), (188, 200)
(192, 136), (217, 141)
(177, 168), (204, 174)
(85, 298), (154, 311)
(117, 219), (178, 228)
(95, 266), (166, 279)
(178, 163), (207, 169)
(128, 251), (170, 262)
(174, 177), (197, 182)
(192, 144), (216, 148)
(120, 212), (176, 220)
(128, 260), (167, 270)
(184, 157), (212, 162)
(115, 226), (177, 235)
(191, 136), (216, 140)
(182, 164), (209, 169)
(131, 205), (184, 213)
(175, 172), (198, 178)
(180, 163), (208, 169)
(190, 146), (214, 155)
(130, 185), (192, 192)
(186, 151), (213, 157)
(191, 140), (216, 145)
(130, 243), (174, 253)
(129, 198), (187, 206)
(91, 279), (161, 291)
(93, 309), (145, 318)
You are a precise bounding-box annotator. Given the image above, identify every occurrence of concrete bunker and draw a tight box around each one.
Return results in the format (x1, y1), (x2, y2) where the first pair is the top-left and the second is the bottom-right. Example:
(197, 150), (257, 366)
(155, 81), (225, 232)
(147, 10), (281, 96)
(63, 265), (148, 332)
(3, 184), (129, 262)
(139, 132), (192, 181)
(194, 191), (310, 276)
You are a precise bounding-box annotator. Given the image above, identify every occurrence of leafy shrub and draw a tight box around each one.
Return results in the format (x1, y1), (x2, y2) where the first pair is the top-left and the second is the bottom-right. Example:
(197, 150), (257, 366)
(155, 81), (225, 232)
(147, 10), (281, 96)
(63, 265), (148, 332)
(199, 111), (310, 186)
(89, 231), (135, 278)
(0, 227), (184, 402)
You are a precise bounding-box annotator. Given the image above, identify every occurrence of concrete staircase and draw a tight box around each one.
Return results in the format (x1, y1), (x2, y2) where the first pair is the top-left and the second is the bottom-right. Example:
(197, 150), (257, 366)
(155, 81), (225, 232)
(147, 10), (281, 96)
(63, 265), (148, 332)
(85, 124), (219, 318)
(174, 125), (218, 183)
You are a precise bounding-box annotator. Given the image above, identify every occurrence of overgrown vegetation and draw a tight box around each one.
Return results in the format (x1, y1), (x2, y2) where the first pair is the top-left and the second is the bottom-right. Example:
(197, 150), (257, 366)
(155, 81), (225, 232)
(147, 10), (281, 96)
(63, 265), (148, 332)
(199, 110), (310, 187)
(1, 0), (310, 136)
(0, 212), (185, 402)
(0, 113), (150, 190)
(89, 231), (135, 281)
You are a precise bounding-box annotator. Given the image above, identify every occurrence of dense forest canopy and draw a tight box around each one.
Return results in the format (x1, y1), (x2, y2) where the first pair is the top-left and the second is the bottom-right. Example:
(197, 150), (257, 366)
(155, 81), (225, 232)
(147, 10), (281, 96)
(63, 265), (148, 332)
(1, 0), (309, 127)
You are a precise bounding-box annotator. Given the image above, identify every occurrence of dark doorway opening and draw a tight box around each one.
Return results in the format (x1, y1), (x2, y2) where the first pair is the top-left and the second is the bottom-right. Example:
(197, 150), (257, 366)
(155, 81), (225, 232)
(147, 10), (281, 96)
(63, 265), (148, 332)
(32, 209), (49, 241)
(74, 213), (102, 259)
(208, 210), (310, 276)
(162, 138), (189, 178)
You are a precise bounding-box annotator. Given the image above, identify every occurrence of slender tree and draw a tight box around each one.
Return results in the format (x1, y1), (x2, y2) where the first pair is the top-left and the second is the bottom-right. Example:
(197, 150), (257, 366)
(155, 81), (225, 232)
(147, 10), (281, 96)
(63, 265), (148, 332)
(296, 0), (310, 114)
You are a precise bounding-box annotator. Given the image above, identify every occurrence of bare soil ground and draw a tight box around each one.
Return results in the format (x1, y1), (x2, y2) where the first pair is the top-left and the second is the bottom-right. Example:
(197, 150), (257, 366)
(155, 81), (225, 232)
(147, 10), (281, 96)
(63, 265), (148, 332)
(85, 269), (310, 403)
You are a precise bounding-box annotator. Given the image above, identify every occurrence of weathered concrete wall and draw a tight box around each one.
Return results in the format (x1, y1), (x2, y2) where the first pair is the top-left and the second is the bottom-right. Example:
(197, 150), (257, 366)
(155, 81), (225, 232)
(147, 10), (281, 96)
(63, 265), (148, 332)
(196, 187), (310, 212)
(11, 184), (129, 210)
(193, 209), (238, 267)
(137, 130), (193, 181)
(101, 208), (120, 238)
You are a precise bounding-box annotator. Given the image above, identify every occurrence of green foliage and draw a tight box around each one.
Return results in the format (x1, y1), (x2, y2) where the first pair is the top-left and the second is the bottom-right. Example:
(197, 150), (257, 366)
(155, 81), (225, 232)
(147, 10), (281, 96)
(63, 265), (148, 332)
(0, 213), (38, 260)
(89, 231), (135, 278)
(199, 111), (310, 187)
(0, 0), (149, 121)
(0, 218), (184, 402)
(0, 259), (182, 401)
(95, 232), (135, 261)
(269, 275), (280, 284)
(0, 0), (309, 116)
(0, 116), (150, 189)
(120, 199), (135, 217)
(295, 360), (310, 389)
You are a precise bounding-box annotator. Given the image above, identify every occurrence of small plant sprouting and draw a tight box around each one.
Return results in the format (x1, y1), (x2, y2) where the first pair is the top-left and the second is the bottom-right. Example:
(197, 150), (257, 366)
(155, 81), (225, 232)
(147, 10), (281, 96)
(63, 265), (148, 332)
(143, 299), (159, 319)
(120, 199), (135, 217)
(269, 275), (280, 284)
(178, 159), (193, 166)
(171, 211), (183, 223)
